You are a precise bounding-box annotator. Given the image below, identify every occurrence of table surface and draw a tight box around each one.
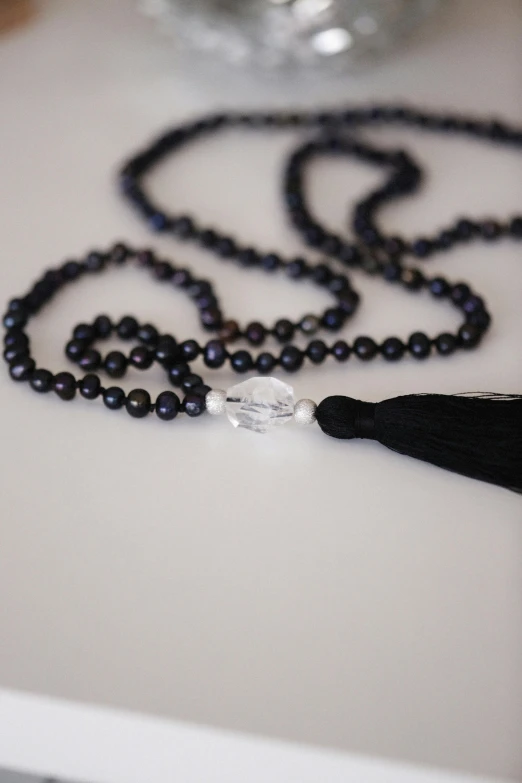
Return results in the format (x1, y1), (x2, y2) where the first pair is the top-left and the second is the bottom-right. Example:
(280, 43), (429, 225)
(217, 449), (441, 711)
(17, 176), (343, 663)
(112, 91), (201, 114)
(0, 1), (521, 781)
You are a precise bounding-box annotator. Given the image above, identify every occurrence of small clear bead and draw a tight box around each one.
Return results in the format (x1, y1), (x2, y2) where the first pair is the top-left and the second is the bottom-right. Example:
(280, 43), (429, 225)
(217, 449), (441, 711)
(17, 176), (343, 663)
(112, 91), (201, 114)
(205, 388), (226, 415)
(294, 398), (317, 425)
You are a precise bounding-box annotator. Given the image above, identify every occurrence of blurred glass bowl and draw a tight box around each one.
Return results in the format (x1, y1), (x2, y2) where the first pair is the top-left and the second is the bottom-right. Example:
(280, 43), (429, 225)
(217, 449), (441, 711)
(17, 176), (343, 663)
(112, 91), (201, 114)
(140, 0), (442, 72)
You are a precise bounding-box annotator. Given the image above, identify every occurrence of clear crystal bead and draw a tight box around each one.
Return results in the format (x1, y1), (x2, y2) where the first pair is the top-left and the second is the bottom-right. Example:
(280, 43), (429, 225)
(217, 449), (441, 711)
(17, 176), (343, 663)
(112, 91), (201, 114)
(225, 376), (295, 434)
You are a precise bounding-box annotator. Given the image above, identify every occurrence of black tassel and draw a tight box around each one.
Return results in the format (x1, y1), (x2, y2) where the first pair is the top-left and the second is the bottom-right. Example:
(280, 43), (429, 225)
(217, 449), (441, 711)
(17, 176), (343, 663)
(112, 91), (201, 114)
(315, 393), (522, 492)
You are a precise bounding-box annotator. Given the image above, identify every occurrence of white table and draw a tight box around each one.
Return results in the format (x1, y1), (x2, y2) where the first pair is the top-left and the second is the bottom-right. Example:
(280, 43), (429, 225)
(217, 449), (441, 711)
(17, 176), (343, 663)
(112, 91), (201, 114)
(0, 2), (521, 781)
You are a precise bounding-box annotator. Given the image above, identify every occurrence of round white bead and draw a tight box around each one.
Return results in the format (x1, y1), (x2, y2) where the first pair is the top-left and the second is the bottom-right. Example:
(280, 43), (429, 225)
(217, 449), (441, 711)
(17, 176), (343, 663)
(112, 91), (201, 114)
(205, 389), (226, 415)
(294, 398), (317, 425)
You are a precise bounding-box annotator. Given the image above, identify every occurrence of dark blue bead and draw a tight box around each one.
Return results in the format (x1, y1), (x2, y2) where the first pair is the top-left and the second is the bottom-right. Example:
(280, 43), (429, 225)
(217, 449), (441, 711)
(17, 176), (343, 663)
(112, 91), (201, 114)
(322, 308), (345, 331)
(255, 352), (276, 374)
(126, 389), (151, 418)
(462, 295), (485, 315)
(458, 323), (482, 348)
(3, 310), (27, 330)
(183, 394), (206, 417)
(382, 262), (402, 282)
(93, 315), (113, 338)
(237, 248), (259, 267)
(337, 291), (360, 315)
(467, 310), (491, 330)
(429, 277), (450, 298)
(30, 368), (53, 393)
(450, 283), (471, 305)
(103, 386), (126, 410)
(381, 337), (405, 361)
(137, 323), (159, 346)
(182, 373), (203, 392)
(230, 350), (253, 373)
(180, 340), (200, 361)
(354, 336), (378, 360)
(9, 357), (35, 381)
(245, 322), (266, 346)
(104, 351), (128, 378)
(66, 339), (87, 361)
(80, 374), (101, 399)
(332, 340), (350, 362)
(149, 212), (168, 232)
(130, 346), (153, 370)
(204, 340), (227, 369)
(53, 371), (76, 400)
(306, 340), (328, 364)
(156, 391), (180, 421)
(435, 333), (457, 355)
(279, 346), (303, 372)
(73, 323), (95, 342)
(78, 349), (102, 371)
(62, 261), (82, 280)
(155, 335), (178, 365)
(260, 253), (281, 272)
(117, 316), (139, 339)
(411, 238), (432, 258)
(408, 332), (431, 359)
(168, 362), (190, 386)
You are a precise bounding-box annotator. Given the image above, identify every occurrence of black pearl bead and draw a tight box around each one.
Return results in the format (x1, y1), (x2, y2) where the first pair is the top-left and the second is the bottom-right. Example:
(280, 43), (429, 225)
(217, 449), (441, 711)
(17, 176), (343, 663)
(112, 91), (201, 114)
(78, 349), (102, 371)
(322, 307), (345, 331)
(93, 314), (113, 338)
(411, 238), (433, 258)
(4, 331), (28, 349)
(73, 323), (95, 342)
(332, 340), (350, 362)
(230, 350), (253, 373)
(66, 338), (87, 361)
(183, 393), (206, 417)
(245, 322), (266, 346)
(53, 371), (76, 400)
(129, 345), (153, 370)
(85, 251), (106, 272)
(467, 310), (491, 330)
(179, 339), (200, 361)
(109, 242), (131, 264)
(383, 261), (402, 282)
(479, 220), (502, 240)
(337, 291), (360, 315)
(117, 316), (139, 339)
(126, 388), (151, 418)
(450, 283), (470, 305)
(311, 263), (332, 286)
(137, 323), (159, 346)
(408, 332), (431, 359)
(80, 373), (101, 399)
(299, 314), (320, 335)
(182, 373), (203, 392)
(204, 339), (227, 369)
(168, 362), (190, 386)
(237, 248), (259, 267)
(30, 368), (53, 393)
(3, 310), (27, 330)
(429, 277), (450, 298)
(401, 268), (424, 290)
(260, 253), (281, 271)
(435, 333), (457, 355)
(9, 357), (35, 381)
(256, 352), (276, 374)
(306, 340), (328, 364)
(104, 351), (128, 378)
(171, 268), (193, 287)
(155, 390), (180, 421)
(273, 319), (295, 343)
(4, 346), (28, 364)
(155, 335), (179, 365)
(381, 337), (405, 361)
(62, 260), (82, 280)
(280, 345), (303, 372)
(354, 336), (378, 360)
(458, 322), (482, 348)
(286, 257), (308, 279)
(454, 219), (476, 240)
(103, 386), (126, 410)
(200, 307), (222, 331)
(462, 295), (485, 315)
(219, 320), (240, 343)
(509, 216), (522, 238)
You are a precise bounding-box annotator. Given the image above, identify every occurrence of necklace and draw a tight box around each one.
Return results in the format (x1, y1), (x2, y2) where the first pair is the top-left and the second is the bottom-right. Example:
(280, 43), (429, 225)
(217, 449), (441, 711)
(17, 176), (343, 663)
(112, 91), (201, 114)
(4, 105), (522, 491)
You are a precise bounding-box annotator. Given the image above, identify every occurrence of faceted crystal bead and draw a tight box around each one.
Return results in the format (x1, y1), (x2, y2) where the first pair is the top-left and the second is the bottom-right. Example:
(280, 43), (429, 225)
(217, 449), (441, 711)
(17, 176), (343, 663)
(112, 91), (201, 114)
(225, 376), (295, 433)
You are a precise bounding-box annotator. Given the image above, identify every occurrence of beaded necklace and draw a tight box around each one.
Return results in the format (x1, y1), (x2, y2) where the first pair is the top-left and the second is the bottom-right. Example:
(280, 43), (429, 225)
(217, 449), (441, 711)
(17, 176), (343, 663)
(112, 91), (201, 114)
(4, 105), (522, 491)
